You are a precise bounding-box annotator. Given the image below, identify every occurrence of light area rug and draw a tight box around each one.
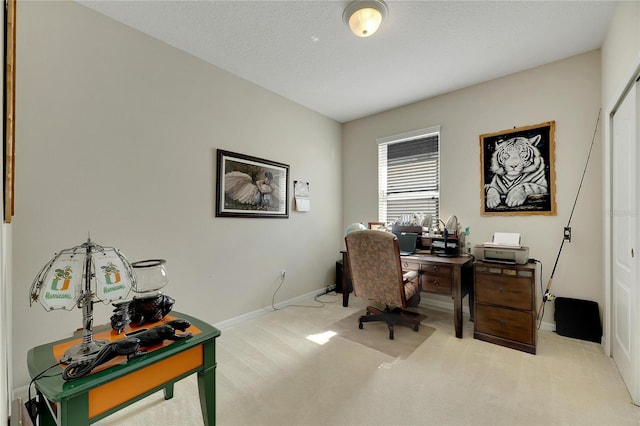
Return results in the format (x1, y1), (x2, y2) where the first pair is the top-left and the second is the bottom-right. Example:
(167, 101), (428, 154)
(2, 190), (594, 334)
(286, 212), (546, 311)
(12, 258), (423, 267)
(330, 309), (436, 358)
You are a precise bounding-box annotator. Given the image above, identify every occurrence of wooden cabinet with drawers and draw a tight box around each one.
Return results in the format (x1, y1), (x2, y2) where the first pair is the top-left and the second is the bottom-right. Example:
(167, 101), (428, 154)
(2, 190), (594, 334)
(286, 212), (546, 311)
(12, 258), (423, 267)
(421, 263), (454, 294)
(474, 261), (537, 354)
(401, 260), (456, 296)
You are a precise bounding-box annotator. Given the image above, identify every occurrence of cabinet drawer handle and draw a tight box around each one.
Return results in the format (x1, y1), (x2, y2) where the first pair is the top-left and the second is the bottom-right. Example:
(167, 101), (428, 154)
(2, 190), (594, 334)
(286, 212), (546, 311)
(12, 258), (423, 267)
(433, 266), (439, 272)
(433, 281), (439, 287)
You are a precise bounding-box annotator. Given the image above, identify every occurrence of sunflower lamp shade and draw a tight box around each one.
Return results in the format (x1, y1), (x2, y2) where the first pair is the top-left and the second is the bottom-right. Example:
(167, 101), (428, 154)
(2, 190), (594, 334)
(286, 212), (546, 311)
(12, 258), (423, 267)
(29, 237), (136, 363)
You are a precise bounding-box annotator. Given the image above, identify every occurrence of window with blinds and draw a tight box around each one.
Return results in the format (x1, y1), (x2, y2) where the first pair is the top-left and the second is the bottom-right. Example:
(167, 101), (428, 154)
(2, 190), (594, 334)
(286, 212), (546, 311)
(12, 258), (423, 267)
(378, 128), (440, 226)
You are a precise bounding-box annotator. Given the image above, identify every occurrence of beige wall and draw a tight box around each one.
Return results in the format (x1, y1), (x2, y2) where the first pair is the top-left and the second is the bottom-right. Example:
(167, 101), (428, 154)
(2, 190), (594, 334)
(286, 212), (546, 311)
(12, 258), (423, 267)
(343, 50), (603, 318)
(601, 1), (640, 107)
(12, 1), (342, 387)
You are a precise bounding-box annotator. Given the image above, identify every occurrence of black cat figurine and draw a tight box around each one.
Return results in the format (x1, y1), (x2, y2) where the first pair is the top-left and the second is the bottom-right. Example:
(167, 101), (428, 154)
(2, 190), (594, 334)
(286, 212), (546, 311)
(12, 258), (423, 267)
(111, 294), (175, 333)
(127, 319), (192, 347)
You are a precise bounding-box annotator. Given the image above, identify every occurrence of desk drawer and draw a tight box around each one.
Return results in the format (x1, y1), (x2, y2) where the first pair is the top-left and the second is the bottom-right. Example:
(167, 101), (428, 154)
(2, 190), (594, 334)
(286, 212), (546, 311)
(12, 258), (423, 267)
(422, 264), (452, 275)
(422, 273), (452, 294)
(476, 274), (533, 311)
(401, 260), (420, 271)
(475, 305), (534, 344)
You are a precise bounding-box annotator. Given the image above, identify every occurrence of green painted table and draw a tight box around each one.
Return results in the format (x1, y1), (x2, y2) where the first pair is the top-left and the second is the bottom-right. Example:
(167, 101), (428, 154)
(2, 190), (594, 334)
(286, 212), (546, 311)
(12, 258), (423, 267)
(27, 311), (221, 425)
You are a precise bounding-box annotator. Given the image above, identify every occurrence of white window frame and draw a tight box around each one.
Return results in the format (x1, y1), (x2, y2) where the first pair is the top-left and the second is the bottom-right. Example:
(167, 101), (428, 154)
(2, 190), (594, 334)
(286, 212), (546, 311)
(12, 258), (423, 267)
(377, 126), (440, 225)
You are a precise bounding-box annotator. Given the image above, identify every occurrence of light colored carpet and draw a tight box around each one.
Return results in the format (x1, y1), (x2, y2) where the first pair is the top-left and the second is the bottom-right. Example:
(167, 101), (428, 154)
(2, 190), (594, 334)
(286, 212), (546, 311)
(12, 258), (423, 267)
(97, 294), (640, 426)
(331, 309), (435, 358)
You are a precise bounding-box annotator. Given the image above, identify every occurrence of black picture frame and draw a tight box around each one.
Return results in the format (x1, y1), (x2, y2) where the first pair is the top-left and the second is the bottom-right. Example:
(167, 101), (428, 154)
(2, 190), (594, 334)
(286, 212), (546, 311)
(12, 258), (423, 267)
(479, 121), (556, 216)
(216, 149), (289, 218)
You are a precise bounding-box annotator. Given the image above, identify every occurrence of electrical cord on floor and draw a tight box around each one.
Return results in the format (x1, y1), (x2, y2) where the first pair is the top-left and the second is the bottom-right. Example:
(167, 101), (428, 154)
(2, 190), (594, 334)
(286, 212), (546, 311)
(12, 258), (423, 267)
(288, 290), (337, 309)
(314, 290), (339, 305)
(271, 274), (337, 310)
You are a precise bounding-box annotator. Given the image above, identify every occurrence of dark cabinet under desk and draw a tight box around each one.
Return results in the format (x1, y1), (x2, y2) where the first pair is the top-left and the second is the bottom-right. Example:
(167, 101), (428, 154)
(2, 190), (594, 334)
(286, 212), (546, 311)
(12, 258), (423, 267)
(474, 261), (537, 354)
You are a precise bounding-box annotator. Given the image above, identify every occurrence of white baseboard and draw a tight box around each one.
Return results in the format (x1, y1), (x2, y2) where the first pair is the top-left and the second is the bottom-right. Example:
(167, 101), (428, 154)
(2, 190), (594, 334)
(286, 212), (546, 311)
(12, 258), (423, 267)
(213, 285), (330, 331)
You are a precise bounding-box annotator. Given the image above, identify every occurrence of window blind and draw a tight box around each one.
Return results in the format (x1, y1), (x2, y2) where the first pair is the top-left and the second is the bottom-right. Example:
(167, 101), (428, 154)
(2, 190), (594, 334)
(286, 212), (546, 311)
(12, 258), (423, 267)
(378, 132), (439, 225)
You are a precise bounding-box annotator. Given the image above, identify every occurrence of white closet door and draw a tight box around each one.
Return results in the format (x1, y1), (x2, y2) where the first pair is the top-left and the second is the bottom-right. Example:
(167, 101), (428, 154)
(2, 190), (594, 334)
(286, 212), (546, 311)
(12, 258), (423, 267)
(611, 81), (639, 403)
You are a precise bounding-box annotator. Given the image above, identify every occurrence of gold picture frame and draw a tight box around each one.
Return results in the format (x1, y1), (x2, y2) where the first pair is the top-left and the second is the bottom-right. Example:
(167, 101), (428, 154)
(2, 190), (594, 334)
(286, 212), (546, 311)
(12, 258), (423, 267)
(479, 121), (556, 216)
(4, 0), (16, 223)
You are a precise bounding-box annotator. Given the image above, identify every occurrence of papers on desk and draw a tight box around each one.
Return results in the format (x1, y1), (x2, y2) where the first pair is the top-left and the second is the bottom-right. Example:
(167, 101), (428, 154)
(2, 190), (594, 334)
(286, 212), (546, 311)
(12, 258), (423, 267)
(432, 240), (457, 248)
(482, 232), (522, 248)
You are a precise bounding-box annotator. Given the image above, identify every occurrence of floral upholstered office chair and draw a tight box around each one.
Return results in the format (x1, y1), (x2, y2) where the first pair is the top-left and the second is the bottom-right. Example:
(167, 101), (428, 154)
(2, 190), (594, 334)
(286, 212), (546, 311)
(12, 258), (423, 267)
(345, 230), (421, 340)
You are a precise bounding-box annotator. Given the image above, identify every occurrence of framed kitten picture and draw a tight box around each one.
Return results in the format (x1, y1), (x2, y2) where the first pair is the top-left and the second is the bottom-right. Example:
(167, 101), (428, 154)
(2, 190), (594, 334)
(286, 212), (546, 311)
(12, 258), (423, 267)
(479, 121), (556, 216)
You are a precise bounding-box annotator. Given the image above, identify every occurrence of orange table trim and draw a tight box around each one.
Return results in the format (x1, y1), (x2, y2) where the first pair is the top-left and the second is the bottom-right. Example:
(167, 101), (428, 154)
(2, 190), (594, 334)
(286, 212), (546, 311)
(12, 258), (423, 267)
(88, 344), (203, 418)
(52, 315), (201, 369)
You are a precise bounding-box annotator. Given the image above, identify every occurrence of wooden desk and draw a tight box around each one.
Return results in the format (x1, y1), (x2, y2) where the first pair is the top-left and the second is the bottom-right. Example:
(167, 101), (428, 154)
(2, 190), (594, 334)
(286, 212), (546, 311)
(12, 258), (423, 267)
(341, 251), (474, 338)
(27, 311), (221, 426)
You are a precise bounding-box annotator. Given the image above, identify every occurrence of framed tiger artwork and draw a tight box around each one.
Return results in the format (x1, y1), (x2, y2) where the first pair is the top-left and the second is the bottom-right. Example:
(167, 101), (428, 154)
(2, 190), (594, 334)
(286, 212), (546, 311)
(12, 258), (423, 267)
(479, 121), (556, 216)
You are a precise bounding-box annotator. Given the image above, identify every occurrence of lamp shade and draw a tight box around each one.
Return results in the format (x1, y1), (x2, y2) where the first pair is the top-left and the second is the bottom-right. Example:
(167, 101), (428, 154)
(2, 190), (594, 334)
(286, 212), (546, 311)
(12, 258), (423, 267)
(30, 241), (133, 310)
(36, 253), (84, 311)
(343, 0), (388, 37)
(29, 237), (136, 363)
(445, 215), (458, 234)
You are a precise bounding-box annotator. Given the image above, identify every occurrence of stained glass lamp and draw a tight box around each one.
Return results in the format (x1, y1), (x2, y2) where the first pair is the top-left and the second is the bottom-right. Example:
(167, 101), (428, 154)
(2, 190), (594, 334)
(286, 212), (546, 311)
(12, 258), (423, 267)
(29, 237), (135, 363)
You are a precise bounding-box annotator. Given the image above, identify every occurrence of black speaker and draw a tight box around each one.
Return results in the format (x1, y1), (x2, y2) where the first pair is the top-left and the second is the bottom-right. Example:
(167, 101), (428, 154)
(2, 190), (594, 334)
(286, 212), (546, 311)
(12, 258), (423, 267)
(335, 260), (352, 294)
(554, 297), (602, 343)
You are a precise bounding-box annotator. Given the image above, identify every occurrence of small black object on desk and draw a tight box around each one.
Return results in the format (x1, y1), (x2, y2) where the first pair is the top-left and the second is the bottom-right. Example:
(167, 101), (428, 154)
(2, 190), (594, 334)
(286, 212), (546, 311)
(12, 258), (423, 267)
(437, 228), (454, 257)
(63, 319), (192, 381)
(126, 319), (192, 347)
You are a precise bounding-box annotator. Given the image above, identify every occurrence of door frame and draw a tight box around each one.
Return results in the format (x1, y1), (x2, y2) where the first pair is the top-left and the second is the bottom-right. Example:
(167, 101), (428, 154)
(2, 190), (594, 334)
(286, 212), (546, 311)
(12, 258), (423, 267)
(604, 56), (640, 403)
(605, 55), (640, 355)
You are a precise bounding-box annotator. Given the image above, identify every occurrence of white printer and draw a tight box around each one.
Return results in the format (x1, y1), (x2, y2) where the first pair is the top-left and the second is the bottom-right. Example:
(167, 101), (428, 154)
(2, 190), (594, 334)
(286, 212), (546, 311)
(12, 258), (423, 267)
(473, 232), (529, 265)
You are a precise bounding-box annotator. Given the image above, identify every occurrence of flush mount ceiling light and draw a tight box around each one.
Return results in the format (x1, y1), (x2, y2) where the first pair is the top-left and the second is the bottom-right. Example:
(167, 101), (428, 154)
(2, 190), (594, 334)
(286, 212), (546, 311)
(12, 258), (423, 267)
(343, 0), (388, 38)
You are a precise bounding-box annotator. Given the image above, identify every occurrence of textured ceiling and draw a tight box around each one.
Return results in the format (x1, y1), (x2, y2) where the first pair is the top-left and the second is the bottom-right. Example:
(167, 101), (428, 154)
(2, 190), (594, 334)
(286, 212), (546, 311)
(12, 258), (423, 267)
(77, 1), (615, 123)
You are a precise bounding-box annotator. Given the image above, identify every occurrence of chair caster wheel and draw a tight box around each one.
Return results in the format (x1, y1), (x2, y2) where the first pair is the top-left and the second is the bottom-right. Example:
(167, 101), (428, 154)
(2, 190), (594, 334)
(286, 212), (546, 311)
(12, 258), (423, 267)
(359, 322), (363, 329)
(413, 325), (419, 332)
